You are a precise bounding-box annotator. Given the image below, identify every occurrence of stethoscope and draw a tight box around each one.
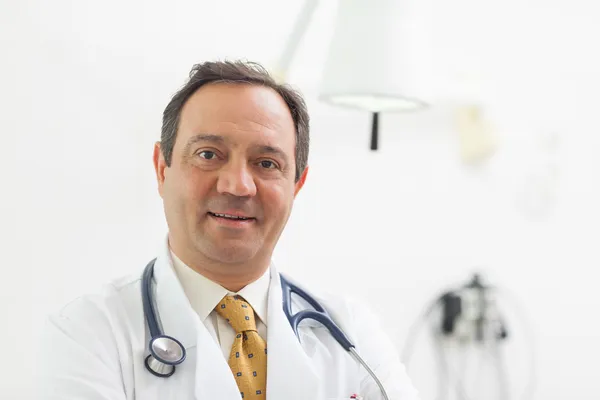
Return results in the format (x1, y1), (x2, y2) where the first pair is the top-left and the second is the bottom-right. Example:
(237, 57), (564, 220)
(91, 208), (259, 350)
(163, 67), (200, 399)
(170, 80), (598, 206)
(141, 259), (389, 399)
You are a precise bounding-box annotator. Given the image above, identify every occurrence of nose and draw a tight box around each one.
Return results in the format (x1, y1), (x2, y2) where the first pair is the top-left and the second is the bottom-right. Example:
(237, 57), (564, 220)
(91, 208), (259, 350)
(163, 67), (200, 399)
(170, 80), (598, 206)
(216, 161), (257, 197)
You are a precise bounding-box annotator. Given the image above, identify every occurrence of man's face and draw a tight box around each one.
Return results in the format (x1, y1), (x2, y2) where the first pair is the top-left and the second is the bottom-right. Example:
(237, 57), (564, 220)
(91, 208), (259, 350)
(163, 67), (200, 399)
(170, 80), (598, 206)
(153, 83), (307, 267)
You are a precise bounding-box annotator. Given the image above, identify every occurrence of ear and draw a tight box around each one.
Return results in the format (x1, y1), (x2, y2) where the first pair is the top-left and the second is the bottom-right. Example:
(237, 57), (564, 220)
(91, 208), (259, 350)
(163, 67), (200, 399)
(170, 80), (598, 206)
(294, 166), (309, 197)
(153, 142), (167, 197)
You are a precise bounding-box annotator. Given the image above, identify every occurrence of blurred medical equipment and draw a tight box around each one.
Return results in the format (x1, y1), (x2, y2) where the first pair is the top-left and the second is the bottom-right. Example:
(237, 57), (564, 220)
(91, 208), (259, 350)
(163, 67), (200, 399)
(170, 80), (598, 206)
(142, 259), (390, 399)
(401, 273), (536, 400)
(455, 105), (497, 165)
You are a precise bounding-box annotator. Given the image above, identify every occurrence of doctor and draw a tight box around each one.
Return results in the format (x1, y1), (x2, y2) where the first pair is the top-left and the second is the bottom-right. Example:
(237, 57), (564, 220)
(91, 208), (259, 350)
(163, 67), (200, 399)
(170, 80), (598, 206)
(37, 60), (419, 400)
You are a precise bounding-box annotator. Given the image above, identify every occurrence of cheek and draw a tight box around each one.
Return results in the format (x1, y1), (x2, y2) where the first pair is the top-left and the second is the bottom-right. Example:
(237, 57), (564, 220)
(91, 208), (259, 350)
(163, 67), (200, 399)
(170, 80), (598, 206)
(187, 165), (215, 190)
(166, 169), (212, 208)
(259, 183), (295, 216)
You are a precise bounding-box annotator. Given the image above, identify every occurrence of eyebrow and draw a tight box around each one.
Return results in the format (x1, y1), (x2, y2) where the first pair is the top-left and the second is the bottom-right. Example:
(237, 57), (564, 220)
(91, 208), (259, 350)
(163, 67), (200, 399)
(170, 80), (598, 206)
(183, 133), (291, 164)
(251, 144), (290, 165)
(183, 134), (225, 154)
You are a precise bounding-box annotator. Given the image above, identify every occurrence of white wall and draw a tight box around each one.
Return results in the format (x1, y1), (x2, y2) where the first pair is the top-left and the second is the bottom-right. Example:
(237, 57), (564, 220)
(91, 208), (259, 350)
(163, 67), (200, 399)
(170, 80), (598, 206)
(2, 0), (599, 398)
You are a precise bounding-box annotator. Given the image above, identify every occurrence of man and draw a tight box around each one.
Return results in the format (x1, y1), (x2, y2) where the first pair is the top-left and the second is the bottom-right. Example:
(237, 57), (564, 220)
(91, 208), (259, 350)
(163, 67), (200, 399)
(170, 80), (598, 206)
(37, 60), (419, 399)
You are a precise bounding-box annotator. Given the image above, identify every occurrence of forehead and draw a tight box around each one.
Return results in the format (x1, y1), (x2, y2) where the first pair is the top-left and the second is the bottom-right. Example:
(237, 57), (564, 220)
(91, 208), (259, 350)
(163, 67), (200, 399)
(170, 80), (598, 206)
(177, 82), (296, 151)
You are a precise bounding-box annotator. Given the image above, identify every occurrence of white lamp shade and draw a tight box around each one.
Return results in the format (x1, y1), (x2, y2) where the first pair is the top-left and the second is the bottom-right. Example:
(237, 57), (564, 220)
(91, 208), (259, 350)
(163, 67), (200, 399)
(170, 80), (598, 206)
(318, 0), (430, 113)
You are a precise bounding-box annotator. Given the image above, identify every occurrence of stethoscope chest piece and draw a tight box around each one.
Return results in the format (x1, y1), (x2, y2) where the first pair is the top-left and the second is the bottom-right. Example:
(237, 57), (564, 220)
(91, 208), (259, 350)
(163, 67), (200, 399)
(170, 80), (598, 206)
(142, 260), (187, 378)
(145, 335), (186, 378)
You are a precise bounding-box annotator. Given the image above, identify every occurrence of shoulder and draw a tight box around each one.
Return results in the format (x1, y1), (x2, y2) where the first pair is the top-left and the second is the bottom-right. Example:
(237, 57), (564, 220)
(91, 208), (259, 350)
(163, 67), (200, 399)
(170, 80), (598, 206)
(45, 272), (143, 339)
(36, 272), (145, 398)
(57, 273), (140, 313)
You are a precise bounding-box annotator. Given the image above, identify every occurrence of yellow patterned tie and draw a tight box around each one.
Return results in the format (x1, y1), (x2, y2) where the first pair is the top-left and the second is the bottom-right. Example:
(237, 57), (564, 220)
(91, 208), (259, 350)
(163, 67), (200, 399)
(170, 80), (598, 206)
(215, 295), (267, 399)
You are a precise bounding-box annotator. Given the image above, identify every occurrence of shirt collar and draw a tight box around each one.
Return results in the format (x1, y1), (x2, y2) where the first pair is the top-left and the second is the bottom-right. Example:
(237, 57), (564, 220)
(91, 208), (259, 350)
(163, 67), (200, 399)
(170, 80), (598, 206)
(170, 250), (270, 326)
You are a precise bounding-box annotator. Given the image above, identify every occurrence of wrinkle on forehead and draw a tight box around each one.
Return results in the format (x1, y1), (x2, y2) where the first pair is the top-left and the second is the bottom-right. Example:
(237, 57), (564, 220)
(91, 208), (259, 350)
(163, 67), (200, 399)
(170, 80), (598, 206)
(178, 83), (296, 150)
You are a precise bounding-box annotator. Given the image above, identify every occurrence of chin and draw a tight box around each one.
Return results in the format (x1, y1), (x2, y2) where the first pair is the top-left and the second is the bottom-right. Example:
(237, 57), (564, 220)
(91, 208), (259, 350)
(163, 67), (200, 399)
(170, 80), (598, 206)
(213, 250), (258, 265)
(202, 242), (261, 265)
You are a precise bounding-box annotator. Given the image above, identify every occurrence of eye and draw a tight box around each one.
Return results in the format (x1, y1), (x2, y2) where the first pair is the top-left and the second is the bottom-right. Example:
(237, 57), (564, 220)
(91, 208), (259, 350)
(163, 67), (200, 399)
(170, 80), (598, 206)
(198, 150), (217, 160)
(258, 160), (278, 169)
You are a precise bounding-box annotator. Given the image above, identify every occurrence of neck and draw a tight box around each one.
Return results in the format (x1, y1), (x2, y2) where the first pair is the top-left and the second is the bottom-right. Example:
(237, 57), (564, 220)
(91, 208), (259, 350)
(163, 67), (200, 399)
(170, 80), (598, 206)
(191, 262), (268, 292)
(169, 240), (270, 292)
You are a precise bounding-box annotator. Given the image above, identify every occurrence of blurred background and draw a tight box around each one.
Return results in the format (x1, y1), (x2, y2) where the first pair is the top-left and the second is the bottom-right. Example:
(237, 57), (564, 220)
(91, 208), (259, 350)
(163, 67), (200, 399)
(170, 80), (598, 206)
(1, 0), (599, 398)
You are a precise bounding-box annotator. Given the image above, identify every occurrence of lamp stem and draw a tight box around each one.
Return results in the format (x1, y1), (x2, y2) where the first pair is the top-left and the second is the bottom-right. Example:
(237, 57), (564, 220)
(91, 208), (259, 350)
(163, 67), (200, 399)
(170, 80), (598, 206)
(370, 112), (379, 150)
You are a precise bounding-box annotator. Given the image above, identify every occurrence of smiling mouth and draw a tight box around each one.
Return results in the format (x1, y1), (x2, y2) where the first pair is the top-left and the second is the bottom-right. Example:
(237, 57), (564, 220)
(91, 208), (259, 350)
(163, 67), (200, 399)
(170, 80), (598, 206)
(207, 212), (255, 221)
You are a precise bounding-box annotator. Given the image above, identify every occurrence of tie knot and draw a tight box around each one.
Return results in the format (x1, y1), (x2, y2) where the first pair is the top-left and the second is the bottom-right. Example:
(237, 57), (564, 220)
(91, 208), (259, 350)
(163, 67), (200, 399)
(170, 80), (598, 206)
(215, 295), (258, 333)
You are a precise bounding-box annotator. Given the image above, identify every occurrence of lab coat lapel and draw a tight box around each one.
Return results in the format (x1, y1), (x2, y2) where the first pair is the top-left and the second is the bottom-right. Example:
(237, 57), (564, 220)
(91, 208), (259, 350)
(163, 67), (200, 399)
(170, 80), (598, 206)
(153, 247), (197, 351)
(266, 265), (320, 400)
(193, 314), (242, 399)
(154, 242), (240, 399)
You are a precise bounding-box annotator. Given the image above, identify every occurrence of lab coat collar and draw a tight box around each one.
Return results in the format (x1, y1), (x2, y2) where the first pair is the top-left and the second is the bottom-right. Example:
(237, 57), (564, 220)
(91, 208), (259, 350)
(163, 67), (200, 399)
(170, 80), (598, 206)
(153, 239), (199, 350)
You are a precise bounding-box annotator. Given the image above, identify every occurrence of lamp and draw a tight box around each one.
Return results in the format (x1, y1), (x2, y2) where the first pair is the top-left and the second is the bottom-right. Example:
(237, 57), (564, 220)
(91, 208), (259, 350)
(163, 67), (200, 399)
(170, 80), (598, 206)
(275, 0), (430, 150)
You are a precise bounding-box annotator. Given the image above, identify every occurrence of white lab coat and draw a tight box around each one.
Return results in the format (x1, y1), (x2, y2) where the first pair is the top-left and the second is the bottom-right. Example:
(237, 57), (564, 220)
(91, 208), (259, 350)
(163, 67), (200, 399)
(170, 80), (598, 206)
(36, 243), (419, 400)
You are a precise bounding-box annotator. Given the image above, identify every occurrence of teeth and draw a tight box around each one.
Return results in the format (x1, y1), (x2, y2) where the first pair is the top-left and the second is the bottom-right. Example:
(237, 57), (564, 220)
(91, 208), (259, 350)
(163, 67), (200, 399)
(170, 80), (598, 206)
(213, 213), (249, 220)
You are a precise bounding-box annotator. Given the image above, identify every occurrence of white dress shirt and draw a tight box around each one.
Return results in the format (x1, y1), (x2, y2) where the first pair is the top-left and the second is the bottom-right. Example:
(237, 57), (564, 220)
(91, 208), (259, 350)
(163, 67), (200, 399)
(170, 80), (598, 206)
(170, 250), (270, 359)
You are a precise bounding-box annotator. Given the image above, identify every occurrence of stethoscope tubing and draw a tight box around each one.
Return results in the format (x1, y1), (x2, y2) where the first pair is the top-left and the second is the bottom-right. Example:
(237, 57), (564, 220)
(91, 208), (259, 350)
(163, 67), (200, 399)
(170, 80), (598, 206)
(141, 260), (389, 399)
